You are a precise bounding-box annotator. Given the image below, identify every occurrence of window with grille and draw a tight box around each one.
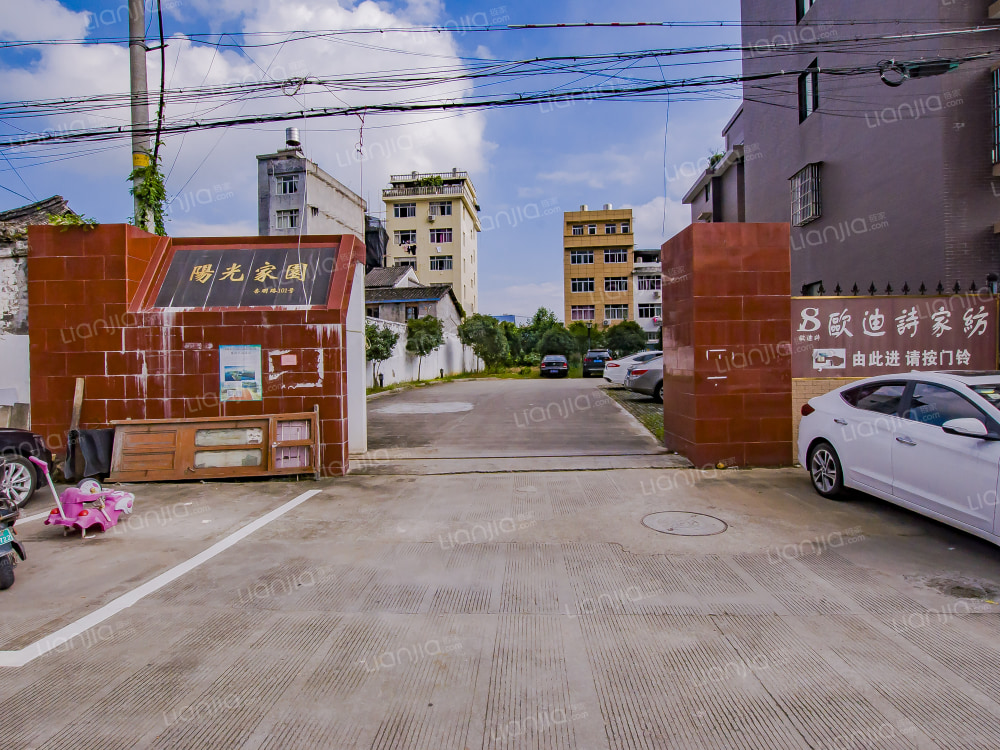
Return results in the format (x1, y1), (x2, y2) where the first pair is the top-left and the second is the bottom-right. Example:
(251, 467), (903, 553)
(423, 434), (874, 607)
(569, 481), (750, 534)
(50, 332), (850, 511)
(406, 306), (419, 320)
(798, 61), (819, 121)
(637, 275), (662, 291)
(395, 259), (416, 268)
(394, 230), (417, 245)
(394, 203), (416, 218)
(638, 304), (661, 319)
(621, 222), (630, 234)
(605, 304), (628, 320)
(275, 209), (299, 229)
(570, 250), (594, 264)
(277, 174), (299, 194)
(604, 249), (628, 263)
(587, 225), (597, 235)
(429, 201), (453, 216)
(605, 224), (617, 234)
(571, 278), (594, 293)
(790, 163), (822, 227)
(429, 228), (453, 243)
(605, 277), (628, 292)
(572, 225), (584, 236)
(571, 305), (595, 321)
(430, 255), (453, 271)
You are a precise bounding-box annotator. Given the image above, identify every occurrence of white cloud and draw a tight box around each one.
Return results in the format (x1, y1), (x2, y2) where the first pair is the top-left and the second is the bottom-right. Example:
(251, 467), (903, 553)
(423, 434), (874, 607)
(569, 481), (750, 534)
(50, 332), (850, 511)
(1, 0), (491, 229)
(538, 150), (642, 190)
(0, 0), (88, 39)
(480, 281), (563, 320)
(625, 195), (690, 250)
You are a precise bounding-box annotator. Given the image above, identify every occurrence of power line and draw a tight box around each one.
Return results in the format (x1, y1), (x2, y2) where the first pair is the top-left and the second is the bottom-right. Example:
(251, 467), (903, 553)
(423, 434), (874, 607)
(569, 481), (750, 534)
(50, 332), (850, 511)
(3, 52), (993, 151)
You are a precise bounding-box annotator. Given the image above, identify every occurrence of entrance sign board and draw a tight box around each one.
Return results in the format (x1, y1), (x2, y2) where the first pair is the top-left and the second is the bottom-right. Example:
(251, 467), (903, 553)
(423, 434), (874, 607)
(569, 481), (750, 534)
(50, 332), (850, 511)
(791, 295), (998, 378)
(153, 246), (338, 308)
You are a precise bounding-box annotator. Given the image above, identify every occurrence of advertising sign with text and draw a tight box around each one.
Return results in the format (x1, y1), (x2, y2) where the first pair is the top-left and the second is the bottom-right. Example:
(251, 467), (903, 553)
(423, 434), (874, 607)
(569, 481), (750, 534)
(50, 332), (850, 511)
(791, 295), (998, 378)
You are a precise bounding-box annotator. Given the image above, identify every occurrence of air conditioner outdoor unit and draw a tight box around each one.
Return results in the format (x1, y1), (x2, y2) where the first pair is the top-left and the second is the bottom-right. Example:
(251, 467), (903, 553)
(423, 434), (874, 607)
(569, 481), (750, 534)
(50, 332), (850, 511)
(428, 214), (436, 222)
(653, 290), (661, 299)
(603, 319), (610, 326)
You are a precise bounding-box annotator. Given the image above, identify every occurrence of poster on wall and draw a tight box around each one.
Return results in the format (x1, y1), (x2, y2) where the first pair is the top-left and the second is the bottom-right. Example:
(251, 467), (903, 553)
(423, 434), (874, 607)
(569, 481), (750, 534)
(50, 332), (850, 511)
(219, 345), (263, 402)
(791, 295), (999, 378)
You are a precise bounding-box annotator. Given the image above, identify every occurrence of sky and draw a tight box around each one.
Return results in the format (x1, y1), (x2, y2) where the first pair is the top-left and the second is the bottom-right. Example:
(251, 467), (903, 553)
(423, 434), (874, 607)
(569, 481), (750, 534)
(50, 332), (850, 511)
(0, 0), (744, 319)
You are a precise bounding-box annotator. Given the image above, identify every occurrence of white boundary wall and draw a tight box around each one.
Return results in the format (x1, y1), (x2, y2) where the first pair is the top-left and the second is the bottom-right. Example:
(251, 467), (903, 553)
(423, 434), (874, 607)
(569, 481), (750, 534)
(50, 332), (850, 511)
(366, 317), (480, 386)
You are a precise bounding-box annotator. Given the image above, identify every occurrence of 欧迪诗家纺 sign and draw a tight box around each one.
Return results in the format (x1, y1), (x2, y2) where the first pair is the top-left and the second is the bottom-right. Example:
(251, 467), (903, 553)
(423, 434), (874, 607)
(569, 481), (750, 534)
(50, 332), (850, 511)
(791, 295), (998, 378)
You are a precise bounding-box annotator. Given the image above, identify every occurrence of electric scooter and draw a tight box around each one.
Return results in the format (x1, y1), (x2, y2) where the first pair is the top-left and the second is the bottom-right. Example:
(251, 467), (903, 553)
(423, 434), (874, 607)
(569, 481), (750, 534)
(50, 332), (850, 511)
(29, 457), (135, 538)
(0, 465), (25, 589)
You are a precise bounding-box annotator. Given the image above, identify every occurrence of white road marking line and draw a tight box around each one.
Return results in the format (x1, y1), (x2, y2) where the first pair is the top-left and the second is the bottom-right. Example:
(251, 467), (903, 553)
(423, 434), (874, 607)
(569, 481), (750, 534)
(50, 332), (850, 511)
(17, 510), (51, 525)
(0, 488), (322, 668)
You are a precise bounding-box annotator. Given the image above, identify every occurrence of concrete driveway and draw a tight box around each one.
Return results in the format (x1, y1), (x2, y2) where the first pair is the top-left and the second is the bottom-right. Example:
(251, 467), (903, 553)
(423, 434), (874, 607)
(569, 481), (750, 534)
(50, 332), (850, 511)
(3, 380), (1000, 749)
(360, 377), (687, 472)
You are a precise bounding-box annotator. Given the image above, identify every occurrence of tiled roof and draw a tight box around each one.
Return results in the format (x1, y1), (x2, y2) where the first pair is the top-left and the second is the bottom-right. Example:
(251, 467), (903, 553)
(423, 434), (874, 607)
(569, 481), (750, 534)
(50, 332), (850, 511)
(0, 196), (71, 242)
(365, 284), (455, 304)
(365, 266), (413, 288)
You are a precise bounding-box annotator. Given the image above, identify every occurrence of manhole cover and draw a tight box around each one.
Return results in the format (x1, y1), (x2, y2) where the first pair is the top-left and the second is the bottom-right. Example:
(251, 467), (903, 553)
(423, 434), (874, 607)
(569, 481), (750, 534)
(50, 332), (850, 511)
(642, 512), (728, 536)
(376, 402), (473, 415)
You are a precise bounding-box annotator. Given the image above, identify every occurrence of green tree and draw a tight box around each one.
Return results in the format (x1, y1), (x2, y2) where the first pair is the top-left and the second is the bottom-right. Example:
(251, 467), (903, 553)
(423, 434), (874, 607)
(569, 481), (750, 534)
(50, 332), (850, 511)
(537, 326), (576, 357)
(604, 321), (648, 358)
(520, 306), (561, 355)
(567, 321), (606, 356)
(499, 320), (523, 364)
(406, 316), (444, 380)
(365, 322), (400, 386)
(458, 314), (510, 372)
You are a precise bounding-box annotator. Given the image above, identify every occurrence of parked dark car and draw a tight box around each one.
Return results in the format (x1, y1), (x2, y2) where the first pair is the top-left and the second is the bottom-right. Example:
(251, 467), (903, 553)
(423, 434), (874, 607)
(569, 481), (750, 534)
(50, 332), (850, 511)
(0, 429), (53, 508)
(540, 355), (569, 378)
(582, 349), (612, 378)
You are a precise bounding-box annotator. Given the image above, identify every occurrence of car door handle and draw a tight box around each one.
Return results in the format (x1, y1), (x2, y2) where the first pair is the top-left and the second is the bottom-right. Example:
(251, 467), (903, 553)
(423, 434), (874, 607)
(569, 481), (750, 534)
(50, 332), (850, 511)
(895, 436), (917, 446)
(833, 418), (848, 425)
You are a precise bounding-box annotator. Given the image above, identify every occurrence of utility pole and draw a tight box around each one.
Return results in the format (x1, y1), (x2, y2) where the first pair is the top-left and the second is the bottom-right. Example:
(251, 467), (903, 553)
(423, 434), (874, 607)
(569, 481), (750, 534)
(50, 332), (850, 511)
(128, 0), (150, 229)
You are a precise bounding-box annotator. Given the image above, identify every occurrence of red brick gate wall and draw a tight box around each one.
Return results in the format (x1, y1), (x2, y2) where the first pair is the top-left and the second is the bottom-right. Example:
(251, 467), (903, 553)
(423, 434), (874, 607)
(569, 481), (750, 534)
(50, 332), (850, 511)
(661, 223), (792, 467)
(27, 225), (363, 476)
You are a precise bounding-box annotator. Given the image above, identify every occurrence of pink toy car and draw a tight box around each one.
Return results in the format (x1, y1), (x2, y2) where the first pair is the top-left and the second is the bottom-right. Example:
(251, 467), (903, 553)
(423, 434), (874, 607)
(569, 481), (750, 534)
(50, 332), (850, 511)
(29, 457), (134, 538)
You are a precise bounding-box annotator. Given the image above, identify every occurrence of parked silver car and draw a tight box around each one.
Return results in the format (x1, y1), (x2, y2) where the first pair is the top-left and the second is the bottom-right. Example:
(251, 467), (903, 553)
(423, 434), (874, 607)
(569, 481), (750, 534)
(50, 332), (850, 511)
(624, 356), (663, 403)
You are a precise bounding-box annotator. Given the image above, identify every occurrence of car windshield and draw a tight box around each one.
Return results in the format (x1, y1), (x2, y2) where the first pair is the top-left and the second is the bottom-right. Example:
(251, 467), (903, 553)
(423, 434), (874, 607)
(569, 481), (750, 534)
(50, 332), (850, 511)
(969, 384), (1000, 412)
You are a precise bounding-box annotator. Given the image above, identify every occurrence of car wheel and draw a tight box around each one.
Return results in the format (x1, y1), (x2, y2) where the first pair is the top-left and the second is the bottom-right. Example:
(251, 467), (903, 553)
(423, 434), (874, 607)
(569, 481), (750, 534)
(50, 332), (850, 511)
(0, 555), (13, 590)
(653, 383), (663, 403)
(1, 457), (37, 509)
(808, 441), (845, 500)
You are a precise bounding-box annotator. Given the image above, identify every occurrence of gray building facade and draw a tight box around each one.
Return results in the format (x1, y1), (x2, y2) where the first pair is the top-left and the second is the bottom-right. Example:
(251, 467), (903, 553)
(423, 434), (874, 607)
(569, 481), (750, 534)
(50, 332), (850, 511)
(257, 130), (366, 239)
(683, 107), (747, 224)
(740, 0), (1000, 293)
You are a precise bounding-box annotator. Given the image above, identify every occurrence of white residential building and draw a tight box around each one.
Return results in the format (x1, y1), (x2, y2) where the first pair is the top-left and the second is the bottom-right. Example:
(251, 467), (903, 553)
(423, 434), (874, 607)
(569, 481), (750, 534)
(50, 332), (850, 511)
(382, 170), (481, 313)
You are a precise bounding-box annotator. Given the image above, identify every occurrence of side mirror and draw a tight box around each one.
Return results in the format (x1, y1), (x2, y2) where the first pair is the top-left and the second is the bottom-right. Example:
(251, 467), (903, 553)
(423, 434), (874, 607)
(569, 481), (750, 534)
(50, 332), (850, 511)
(942, 418), (992, 439)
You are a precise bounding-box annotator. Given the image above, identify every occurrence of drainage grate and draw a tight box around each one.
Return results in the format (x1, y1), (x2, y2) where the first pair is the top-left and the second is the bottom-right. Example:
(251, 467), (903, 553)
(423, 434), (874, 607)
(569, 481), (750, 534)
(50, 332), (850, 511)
(642, 511), (728, 536)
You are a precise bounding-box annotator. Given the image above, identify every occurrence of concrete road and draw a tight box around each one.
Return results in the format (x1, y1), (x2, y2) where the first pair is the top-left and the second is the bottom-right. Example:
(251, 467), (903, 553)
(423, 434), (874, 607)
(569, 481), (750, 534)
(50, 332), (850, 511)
(3, 381), (1000, 748)
(360, 377), (688, 473)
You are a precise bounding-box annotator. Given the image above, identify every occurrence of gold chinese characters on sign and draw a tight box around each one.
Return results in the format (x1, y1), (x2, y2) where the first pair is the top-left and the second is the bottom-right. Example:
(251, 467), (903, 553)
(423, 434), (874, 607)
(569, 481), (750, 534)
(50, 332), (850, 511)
(190, 262), (309, 285)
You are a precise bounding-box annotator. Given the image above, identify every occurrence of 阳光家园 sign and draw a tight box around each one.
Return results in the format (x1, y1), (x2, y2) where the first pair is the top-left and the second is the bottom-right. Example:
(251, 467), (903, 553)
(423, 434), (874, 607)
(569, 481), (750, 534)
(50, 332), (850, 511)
(791, 295), (998, 378)
(153, 245), (338, 308)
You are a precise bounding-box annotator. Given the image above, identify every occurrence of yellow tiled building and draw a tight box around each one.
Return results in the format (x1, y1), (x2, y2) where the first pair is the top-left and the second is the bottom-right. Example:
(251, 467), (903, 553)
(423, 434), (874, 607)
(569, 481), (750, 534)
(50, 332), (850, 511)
(563, 205), (635, 327)
(382, 170), (481, 313)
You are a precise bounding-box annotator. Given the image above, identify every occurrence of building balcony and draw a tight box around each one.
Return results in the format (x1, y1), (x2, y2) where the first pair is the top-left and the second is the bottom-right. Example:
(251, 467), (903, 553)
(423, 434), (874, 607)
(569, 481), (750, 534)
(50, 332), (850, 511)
(382, 183), (480, 213)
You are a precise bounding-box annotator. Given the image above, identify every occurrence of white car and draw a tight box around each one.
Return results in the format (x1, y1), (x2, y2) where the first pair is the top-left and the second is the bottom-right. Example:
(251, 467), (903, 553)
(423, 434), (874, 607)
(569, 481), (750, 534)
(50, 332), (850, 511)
(798, 371), (1000, 546)
(603, 351), (662, 385)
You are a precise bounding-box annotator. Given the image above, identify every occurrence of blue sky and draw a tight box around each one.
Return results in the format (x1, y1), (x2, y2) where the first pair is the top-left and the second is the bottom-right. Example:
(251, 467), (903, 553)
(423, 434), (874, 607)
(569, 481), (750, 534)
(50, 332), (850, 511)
(0, 0), (743, 317)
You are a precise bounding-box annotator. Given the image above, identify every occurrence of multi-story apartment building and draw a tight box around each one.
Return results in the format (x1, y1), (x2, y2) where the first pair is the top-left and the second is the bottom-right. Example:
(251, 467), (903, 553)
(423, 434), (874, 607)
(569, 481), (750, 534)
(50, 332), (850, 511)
(632, 248), (662, 348)
(382, 170), (481, 313)
(562, 205), (634, 327)
(257, 129), (366, 239)
(739, 1), (1000, 293)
